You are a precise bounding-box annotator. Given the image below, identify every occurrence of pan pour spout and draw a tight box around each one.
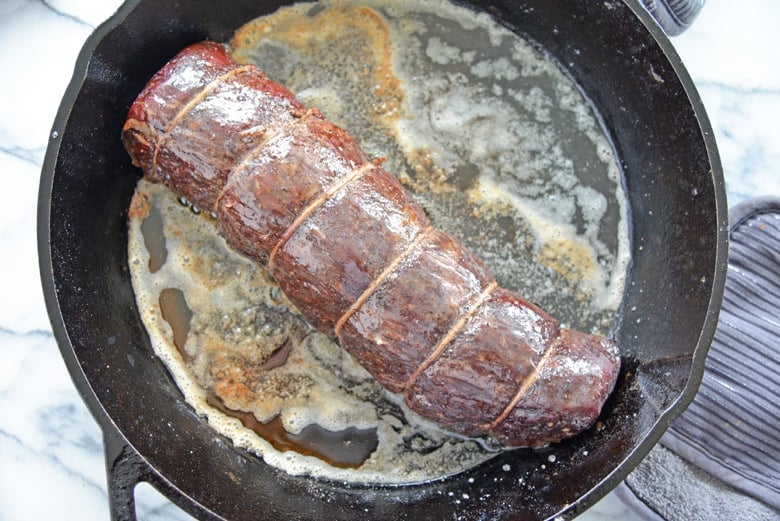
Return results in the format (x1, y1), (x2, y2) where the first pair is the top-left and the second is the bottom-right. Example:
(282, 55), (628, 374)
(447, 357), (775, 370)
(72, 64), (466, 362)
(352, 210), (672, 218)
(122, 41), (620, 448)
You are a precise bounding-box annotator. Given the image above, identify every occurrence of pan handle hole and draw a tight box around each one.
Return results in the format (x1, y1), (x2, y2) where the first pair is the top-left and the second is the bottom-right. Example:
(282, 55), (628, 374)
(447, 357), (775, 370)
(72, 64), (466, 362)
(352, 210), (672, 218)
(133, 482), (194, 521)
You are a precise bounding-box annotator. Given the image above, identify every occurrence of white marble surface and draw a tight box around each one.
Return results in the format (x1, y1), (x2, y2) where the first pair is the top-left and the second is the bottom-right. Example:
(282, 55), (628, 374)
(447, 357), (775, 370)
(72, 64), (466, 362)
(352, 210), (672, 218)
(1, 0), (778, 519)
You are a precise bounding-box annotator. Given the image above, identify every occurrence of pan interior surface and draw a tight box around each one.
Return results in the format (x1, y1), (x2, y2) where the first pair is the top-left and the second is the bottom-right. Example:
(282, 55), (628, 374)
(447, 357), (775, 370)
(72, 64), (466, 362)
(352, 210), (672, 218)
(39, 0), (726, 519)
(126, 0), (631, 487)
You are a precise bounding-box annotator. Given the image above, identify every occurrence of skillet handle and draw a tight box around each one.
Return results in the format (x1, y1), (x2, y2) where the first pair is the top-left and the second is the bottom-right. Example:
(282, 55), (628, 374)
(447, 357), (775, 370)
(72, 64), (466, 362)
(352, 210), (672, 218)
(104, 430), (150, 521)
(640, 0), (706, 35)
(103, 430), (204, 521)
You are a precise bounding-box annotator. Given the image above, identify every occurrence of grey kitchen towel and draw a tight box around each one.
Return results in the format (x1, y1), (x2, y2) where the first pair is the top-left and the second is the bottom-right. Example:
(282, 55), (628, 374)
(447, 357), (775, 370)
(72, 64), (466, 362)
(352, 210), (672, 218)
(617, 197), (780, 520)
(640, 0), (706, 35)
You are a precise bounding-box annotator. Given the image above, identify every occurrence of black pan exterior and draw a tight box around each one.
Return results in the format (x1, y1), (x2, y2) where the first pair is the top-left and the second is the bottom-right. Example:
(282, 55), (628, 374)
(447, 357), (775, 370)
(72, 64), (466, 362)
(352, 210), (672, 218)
(38, 0), (727, 519)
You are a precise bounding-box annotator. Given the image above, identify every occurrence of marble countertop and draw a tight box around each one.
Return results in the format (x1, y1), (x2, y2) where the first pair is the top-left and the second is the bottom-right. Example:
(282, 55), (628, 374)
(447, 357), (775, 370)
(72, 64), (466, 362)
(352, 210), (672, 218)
(1, 0), (778, 519)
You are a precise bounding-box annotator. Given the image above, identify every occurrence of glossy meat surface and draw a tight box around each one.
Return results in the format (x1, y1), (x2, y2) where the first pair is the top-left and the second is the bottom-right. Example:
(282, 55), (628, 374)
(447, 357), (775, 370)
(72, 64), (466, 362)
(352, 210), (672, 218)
(339, 229), (493, 393)
(217, 114), (367, 264)
(273, 167), (431, 333)
(406, 289), (559, 438)
(122, 41), (621, 447)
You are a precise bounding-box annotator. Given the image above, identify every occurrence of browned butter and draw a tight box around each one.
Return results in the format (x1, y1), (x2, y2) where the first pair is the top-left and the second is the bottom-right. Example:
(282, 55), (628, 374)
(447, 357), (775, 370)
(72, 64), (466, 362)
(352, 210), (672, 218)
(128, 0), (629, 484)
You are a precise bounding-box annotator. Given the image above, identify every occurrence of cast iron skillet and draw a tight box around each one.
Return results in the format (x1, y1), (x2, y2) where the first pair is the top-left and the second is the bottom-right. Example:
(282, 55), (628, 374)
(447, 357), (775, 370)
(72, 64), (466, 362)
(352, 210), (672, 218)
(38, 0), (728, 519)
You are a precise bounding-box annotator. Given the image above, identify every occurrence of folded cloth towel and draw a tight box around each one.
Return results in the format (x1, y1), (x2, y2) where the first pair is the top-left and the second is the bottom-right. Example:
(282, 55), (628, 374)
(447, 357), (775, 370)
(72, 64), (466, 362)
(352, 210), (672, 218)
(640, 0), (706, 35)
(617, 196), (780, 520)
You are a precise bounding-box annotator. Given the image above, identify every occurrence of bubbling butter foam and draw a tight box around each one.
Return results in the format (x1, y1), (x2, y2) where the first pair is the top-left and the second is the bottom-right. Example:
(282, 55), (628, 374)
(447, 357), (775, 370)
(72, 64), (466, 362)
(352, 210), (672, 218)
(232, 0), (630, 332)
(128, 0), (630, 485)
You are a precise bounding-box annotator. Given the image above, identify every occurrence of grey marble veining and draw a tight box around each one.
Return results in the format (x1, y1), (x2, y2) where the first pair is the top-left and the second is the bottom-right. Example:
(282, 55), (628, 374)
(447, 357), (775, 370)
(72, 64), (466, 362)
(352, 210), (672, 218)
(1, 0), (778, 519)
